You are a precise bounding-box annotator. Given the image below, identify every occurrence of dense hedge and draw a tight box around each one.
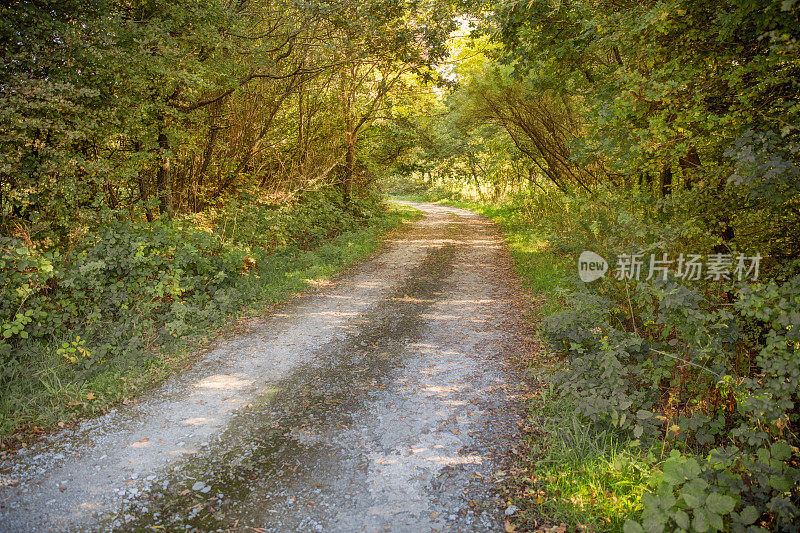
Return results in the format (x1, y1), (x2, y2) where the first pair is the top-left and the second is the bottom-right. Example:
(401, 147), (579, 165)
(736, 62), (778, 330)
(0, 190), (383, 434)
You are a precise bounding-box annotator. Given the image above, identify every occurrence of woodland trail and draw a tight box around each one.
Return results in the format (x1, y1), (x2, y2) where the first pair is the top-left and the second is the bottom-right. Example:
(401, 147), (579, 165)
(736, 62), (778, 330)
(0, 201), (528, 532)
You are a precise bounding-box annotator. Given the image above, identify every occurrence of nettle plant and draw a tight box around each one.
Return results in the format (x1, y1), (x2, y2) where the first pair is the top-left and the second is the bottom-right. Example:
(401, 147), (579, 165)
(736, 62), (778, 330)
(544, 267), (799, 530)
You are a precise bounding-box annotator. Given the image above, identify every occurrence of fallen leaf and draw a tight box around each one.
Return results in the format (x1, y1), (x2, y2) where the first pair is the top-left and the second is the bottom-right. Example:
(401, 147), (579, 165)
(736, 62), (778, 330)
(505, 519), (517, 532)
(85, 392), (95, 400)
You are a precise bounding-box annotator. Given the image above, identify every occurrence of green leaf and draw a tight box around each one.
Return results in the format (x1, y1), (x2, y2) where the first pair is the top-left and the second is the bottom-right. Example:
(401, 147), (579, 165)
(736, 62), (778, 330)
(705, 493), (735, 515)
(662, 457), (686, 484)
(683, 458), (701, 479)
(623, 520), (645, 533)
(738, 506), (759, 525)
(643, 514), (667, 533)
(709, 511), (724, 531)
(674, 509), (690, 530)
(771, 441), (791, 461)
(693, 509), (710, 533)
(756, 447), (770, 464)
(769, 474), (793, 492)
(682, 487), (705, 509)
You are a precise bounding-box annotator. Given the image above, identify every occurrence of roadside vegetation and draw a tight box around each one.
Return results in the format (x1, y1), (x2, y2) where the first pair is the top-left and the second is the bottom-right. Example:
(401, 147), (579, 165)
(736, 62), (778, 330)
(388, 0), (800, 531)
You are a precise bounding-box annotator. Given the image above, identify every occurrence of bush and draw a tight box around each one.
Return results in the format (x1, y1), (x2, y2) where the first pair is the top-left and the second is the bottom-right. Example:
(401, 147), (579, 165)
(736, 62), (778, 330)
(0, 188), (391, 437)
(0, 221), (253, 383)
(214, 190), (381, 250)
(537, 188), (800, 530)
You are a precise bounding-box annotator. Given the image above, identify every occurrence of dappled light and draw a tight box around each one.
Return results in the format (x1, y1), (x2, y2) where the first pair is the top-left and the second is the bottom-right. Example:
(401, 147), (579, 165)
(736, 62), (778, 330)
(196, 375), (253, 391)
(181, 418), (217, 427)
(424, 455), (484, 466)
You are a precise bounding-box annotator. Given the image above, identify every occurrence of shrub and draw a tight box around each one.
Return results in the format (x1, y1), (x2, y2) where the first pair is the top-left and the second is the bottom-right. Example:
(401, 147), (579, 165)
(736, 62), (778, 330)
(539, 188), (800, 530)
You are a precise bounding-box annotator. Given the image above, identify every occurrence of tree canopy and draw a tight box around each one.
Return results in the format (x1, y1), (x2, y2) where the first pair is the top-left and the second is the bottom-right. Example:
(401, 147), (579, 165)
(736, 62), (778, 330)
(1, 0), (456, 237)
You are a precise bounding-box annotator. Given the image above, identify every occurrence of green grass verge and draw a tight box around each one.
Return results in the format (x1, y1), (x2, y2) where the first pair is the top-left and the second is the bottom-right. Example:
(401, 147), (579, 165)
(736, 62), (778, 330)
(524, 389), (651, 531)
(0, 202), (421, 447)
(393, 192), (649, 532)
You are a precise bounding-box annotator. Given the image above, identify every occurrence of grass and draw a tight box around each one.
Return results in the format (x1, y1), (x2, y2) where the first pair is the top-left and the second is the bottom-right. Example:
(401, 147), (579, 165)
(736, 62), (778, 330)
(522, 388), (650, 531)
(394, 190), (650, 532)
(0, 202), (422, 449)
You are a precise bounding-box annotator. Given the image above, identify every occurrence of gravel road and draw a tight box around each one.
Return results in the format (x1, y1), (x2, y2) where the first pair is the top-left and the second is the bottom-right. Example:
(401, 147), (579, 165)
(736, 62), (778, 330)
(0, 201), (527, 532)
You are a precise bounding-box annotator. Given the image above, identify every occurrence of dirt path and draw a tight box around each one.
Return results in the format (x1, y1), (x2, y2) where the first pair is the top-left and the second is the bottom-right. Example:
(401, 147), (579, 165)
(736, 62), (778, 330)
(0, 202), (527, 532)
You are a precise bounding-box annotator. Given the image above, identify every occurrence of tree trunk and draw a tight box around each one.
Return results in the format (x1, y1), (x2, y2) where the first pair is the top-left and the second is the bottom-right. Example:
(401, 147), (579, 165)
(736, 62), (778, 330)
(139, 173), (154, 223)
(343, 132), (355, 204)
(659, 164), (672, 197)
(679, 145), (701, 191)
(297, 88), (305, 177)
(134, 141), (155, 222)
(156, 125), (173, 218)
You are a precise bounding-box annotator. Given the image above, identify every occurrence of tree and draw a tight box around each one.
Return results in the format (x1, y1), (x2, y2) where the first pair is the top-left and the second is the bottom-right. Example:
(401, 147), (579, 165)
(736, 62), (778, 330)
(0, 0), (456, 236)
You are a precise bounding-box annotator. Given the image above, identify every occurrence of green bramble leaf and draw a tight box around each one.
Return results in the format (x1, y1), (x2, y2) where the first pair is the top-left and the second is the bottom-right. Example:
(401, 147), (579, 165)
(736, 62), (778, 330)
(623, 520), (645, 533)
(705, 493), (735, 515)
